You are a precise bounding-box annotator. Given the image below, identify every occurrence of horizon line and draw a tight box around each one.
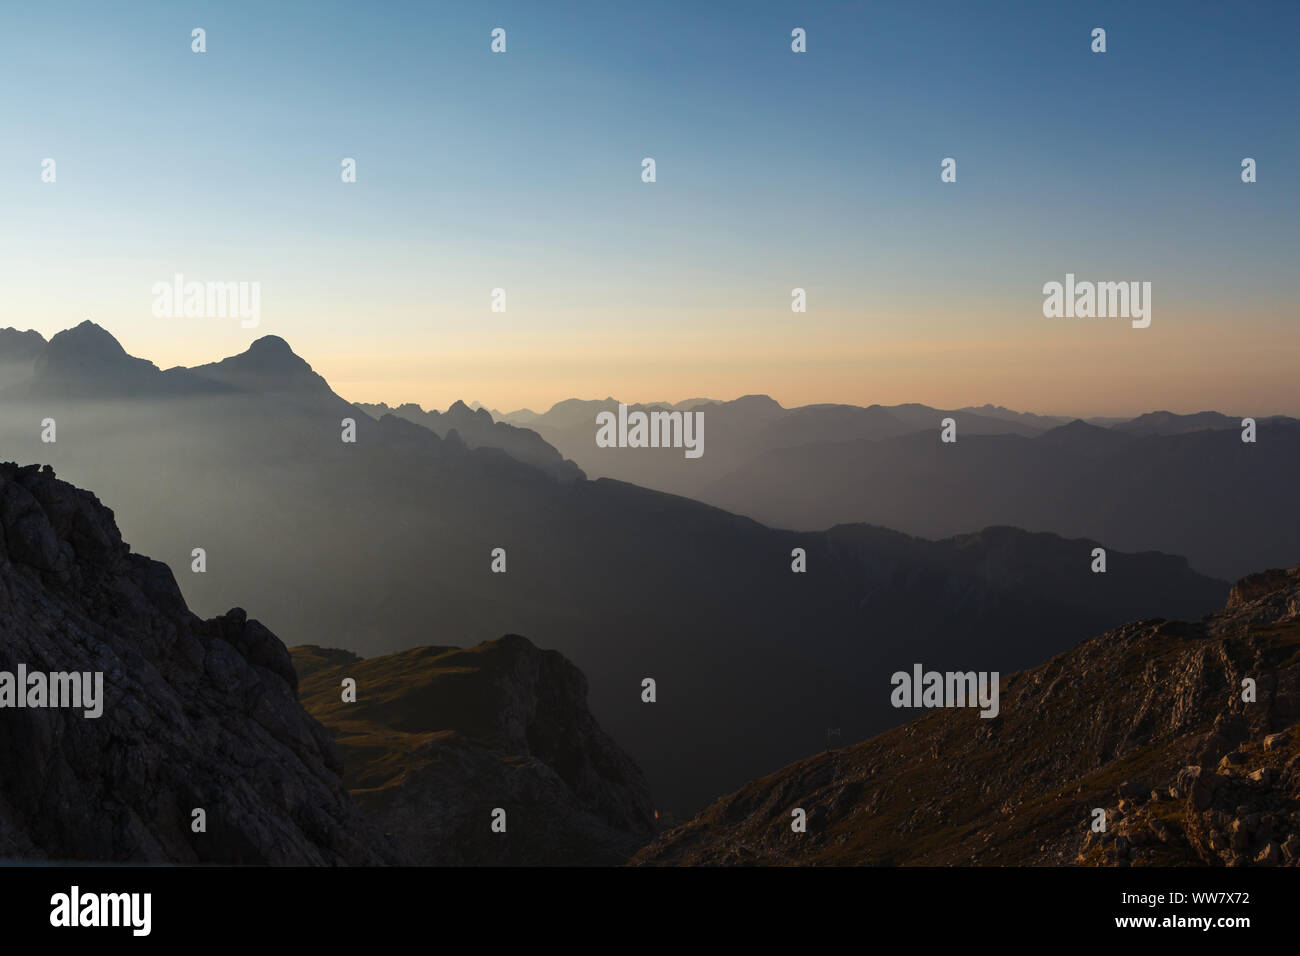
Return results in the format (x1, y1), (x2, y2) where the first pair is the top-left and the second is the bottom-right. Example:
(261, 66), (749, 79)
(8, 320), (1299, 422)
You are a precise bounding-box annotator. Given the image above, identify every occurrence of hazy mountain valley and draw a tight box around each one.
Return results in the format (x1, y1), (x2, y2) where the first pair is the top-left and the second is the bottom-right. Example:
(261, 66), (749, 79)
(495, 396), (1299, 582)
(0, 322), (1282, 821)
(2, 450), (1295, 868)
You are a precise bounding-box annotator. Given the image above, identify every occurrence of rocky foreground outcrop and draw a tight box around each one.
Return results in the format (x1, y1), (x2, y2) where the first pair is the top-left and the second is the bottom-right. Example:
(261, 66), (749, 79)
(292, 636), (656, 865)
(0, 461), (396, 863)
(635, 563), (1300, 866)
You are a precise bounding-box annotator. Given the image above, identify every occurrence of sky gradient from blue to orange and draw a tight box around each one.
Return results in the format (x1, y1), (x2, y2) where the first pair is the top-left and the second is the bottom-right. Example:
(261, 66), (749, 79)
(1, 0), (1296, 416)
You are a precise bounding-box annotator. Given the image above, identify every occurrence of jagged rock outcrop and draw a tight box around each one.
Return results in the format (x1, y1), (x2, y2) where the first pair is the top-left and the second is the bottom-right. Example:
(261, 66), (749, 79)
(0, 461), (397, 863)
(635, 563), (1300, 866)
(1226, 566), (1300, 611)
(292, 635), (656, 865)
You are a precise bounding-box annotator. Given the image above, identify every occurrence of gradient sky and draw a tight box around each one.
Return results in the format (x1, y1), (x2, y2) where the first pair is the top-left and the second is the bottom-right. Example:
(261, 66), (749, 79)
(1, 0), (1296, 415)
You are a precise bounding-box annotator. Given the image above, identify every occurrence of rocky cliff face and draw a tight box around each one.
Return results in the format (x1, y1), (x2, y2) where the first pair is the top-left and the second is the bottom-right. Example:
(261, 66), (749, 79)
(0, 461), (396, 863)
(292, 635), (656, 865)
(635, 563), (1300, 866)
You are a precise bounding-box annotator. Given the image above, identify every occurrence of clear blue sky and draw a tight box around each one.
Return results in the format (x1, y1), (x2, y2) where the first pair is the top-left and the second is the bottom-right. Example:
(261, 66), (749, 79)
(1, 0), (1296, 414)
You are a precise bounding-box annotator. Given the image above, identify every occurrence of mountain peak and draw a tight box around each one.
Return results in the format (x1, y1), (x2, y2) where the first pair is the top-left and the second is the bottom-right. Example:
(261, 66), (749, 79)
(183, 334), (332, 396)
(446, 399), (492, 421)
(48, 320), (130, 357)
(0, 327), (47, 363)
(34, 322), (160, 388)
(202, 335), (313, 376)
(1031, 419), (1137, 453)
(247, 334), (294, 357)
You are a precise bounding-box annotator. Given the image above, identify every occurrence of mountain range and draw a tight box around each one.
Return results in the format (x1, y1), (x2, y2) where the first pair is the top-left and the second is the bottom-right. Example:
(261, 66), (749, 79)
(5, 454), (1292, 866)
(637, 565), (1300, 866)
(0, 460), (395, 863)
(0, 323), (1239, 812)
(0, 458), (652, 864)
(494, 395), (1298, 581)
(353, 400), (583, 482)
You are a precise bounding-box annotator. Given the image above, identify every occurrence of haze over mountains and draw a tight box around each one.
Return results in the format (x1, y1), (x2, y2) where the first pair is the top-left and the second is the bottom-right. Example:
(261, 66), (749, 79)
(0, 323), (1241, 812)
(353, 400), (583, 482)
(0, 461), (395, 864)
(0, 458), (649, 864)
(495, 395), (1299, 581)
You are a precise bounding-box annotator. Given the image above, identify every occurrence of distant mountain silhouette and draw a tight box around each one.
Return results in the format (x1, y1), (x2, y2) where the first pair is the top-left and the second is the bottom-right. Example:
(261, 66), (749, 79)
(500, 394), (1047, 506)
(189, 334), (333, 393)
(10, 321), (216, 398)
(0, 327), (46, 370)
(355, 400), (583, 482)
(697, 417), (1299, 580)
(637, 563), (1300, 866)
(1033, 418), (1137, 452)
(954, 404), (1132, 430)
(0, 324), (1233, 811)
(956, 404), (1074, 429)
(500, 394), (1298, 580)
(1111, 410), (1293, 436)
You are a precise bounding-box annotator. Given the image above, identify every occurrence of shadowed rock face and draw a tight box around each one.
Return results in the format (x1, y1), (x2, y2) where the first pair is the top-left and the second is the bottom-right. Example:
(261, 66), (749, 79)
(635, 564), (1300, 867)
(0, 461), (397, 864)
(293, 635), (657, 865)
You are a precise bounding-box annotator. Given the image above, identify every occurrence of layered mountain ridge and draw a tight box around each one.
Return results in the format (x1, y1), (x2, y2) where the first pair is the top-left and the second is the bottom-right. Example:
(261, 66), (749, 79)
(355, 399), (583, 482)
(0, 323), (1238, 812)
(0, 460), (658, 865)
(501, 391), (1298, 581)
(635, 563), (1300, 866)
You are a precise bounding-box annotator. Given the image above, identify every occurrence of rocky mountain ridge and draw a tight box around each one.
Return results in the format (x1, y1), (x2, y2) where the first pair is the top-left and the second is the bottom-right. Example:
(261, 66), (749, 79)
(0, 459), (656, 865)
(292, 635), (656, 865)
(0, 323), (1239, 812)
(0, 460), (396, 863)
(635, 563), (1300, 866)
